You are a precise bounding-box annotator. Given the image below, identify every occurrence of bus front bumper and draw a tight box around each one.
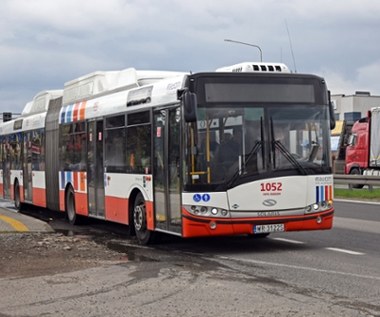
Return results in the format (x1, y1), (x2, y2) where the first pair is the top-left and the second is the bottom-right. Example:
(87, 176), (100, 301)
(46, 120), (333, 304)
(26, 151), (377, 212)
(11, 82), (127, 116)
(181, 208), (334, 238)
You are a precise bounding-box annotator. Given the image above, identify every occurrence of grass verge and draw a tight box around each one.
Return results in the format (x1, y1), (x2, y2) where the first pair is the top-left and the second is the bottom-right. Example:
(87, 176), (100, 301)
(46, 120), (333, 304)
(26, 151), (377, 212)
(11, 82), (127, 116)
(334, 187), (380, 201)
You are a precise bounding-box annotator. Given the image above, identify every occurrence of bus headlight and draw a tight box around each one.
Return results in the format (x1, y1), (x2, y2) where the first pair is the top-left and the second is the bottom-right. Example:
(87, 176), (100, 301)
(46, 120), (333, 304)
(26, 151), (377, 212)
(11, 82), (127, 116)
(305, 200), (333, 214)
(220, 209), (228, 217)
(184, 205), (230, 218)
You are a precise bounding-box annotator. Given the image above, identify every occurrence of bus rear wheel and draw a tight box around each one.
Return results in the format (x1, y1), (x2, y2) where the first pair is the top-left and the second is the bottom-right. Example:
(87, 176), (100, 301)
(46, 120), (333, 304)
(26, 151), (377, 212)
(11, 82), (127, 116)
(66, 186), (81, 225)
(133, 192), (154, 245)
(14, 181), (23, 211)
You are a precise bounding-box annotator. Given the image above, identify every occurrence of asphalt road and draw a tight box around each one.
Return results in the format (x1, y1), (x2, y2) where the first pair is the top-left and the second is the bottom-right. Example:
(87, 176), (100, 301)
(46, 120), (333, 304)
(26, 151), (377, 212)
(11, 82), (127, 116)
(0, 200), (379, 317)
(154, 199), (380, 315)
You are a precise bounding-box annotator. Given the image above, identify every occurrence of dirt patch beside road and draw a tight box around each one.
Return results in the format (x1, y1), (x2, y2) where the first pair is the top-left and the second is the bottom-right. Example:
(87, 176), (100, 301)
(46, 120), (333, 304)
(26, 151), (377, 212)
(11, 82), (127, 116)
(0, 232), (128, 278)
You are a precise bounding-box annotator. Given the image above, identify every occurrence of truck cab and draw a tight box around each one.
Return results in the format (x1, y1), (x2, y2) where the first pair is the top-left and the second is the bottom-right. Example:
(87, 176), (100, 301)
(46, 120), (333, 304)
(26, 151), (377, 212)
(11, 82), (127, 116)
(345, 117), (369, 175)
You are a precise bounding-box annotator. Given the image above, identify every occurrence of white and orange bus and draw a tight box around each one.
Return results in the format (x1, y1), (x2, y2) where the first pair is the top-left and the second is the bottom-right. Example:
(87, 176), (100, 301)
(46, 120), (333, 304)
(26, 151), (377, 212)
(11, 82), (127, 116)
(0, 62), (335, 244)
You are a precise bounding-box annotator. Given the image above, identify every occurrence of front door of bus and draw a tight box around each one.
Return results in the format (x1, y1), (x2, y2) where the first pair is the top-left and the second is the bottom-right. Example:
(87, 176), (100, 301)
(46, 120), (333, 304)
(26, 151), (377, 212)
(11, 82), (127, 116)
(87, 120), (105, 218)
(153, 107), (181, 234)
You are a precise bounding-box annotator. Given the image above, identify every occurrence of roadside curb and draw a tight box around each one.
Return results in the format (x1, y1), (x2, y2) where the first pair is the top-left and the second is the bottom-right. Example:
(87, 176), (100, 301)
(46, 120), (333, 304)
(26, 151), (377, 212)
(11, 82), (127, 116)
(0, 203), (53, 233)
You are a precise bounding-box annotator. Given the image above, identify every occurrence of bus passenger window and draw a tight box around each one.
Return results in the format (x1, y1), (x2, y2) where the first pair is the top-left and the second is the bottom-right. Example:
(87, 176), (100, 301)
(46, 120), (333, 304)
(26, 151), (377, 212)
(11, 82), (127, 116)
(126, 125), (151, 174)
(105, 128), (126, 173)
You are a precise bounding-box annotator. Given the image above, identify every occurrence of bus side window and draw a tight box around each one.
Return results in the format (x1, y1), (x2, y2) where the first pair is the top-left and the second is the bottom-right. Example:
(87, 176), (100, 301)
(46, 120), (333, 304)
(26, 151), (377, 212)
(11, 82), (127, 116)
(105, 128), (126, 173)
(59, 123), (86, 171)
(126, 111), (151, 174)
(126, 125), (151, 174)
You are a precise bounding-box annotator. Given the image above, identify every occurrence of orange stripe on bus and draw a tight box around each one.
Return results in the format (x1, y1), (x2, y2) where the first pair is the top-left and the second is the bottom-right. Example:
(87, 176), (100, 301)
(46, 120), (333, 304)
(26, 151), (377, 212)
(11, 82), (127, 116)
(79, 172), (86, 192)
(105, 196), (129, 224)
(72, 103), (79, 122)
(146, 201), (154, 230)
(59, 190), (65, 211)
(32, 187), (46, 207)
(79, 101), (86, 120)
(10, 184), (14, 200)
(73, 172), (79, 191)
(74, 192), (88, 216)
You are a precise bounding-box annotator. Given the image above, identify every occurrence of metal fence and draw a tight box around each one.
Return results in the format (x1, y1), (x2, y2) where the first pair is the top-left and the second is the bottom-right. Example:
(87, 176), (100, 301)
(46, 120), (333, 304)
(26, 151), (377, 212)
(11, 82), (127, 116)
(334, 174), (380, 190)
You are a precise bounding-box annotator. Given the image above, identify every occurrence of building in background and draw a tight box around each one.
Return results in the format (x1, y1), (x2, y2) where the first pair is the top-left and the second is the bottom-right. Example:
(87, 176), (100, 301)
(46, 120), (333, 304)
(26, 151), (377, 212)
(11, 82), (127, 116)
(330, 92), (380, 174)
(331, 91), (380, 123)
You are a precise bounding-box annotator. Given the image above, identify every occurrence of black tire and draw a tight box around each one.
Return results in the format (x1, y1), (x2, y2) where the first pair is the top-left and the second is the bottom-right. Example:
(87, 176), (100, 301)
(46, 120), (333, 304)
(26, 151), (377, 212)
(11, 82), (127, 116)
(350, 168), (364, 189)
(66, 186), (81, 225)
(14, 181), (23, 211)
(133, 192), (154, 245)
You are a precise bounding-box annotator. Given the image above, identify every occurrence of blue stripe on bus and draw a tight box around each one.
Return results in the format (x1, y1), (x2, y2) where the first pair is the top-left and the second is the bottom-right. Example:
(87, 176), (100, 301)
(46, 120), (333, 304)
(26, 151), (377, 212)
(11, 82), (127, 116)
(65, 105), (73, 123)
(316, 186), (319, 203)
(59, 107), (66, 124)
(60, 171), (65, 190)
(65, 171), (72, 184)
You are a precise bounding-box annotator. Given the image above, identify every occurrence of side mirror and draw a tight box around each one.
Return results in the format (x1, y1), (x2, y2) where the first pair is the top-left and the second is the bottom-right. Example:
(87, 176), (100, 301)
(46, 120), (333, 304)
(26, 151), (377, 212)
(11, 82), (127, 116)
(182, 91), (197, 122)
(328, 91), (336, 130)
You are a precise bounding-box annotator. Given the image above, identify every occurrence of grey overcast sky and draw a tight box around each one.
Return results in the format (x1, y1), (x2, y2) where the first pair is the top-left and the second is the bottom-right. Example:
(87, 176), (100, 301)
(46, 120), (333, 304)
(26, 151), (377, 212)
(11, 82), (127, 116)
(1, 0), (380, 114)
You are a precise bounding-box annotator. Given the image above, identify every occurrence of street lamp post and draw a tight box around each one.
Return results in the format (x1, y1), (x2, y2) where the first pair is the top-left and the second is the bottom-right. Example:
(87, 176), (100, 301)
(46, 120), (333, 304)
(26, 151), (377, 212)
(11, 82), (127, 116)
(224, 39), (263, 62)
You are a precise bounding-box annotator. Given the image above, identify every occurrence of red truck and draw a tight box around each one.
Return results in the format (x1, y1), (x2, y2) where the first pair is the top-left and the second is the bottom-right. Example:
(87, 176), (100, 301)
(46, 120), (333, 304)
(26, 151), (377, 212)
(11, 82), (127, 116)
(345, 108), (380, 183)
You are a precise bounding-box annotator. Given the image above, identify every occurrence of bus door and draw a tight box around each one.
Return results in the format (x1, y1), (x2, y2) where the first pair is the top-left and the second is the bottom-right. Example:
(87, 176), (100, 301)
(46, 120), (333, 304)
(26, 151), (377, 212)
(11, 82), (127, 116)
(87, 120), (105, 218)
(3, 135), (16, 200)
(153, 107), (182, 234)
(23, 132), (33, 202)
(0, 137), (7, 198)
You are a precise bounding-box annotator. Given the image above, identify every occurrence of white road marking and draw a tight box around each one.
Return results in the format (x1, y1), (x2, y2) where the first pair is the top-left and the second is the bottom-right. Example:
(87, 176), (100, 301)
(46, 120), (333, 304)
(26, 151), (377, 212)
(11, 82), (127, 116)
(325, 247), (365, 255)
(271, 237), (305, 244)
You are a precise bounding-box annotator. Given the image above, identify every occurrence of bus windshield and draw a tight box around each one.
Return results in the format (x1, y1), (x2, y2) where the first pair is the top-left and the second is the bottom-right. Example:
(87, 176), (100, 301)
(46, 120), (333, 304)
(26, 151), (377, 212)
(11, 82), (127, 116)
(184, 102), (331, 190)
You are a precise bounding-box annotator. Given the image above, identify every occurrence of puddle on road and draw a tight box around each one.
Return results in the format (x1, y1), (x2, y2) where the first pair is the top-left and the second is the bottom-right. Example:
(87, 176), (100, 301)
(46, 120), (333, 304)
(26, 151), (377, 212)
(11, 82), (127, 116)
(105, 240), (160, 262)
(54, 228), (159, 263)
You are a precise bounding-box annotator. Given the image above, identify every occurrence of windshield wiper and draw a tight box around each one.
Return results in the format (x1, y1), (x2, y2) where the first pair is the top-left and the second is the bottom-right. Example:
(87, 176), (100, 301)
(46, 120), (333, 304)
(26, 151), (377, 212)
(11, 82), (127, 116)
(270, 118), (307, 175)
(227, 118), (264, 188)
(272, 140), (307, 175)
(226, 140), (262, 188)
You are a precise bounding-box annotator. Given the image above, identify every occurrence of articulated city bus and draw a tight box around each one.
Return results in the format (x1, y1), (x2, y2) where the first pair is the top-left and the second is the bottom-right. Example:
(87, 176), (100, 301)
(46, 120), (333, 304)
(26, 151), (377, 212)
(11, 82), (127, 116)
(0, 62), (335, 244)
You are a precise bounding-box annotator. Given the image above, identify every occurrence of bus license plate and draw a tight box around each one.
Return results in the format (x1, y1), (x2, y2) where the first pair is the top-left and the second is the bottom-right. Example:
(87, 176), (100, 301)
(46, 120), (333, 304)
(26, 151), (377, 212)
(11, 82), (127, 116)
(254, 223), (285, 234)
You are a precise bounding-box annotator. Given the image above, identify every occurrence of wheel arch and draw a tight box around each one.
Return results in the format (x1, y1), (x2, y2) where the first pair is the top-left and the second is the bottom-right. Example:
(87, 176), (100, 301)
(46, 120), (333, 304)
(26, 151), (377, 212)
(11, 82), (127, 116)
(349, 165), (362, 174)
(13, 177), (20, 188)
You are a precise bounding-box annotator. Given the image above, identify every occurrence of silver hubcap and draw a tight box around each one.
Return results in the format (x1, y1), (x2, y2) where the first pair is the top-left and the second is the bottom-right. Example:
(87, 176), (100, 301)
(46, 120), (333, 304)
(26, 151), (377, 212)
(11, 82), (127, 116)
(134, 204), (145, 231)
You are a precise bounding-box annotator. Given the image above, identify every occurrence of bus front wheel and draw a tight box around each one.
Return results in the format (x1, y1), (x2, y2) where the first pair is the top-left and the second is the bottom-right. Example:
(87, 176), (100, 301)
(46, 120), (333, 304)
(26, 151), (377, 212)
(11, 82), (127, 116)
(133, 192), (154, 245)
(66, 186), (81, 225)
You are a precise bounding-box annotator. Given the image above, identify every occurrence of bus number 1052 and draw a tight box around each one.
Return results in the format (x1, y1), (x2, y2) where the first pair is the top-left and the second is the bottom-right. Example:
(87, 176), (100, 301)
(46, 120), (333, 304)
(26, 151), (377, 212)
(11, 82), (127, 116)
(260, 182), (282, 192)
